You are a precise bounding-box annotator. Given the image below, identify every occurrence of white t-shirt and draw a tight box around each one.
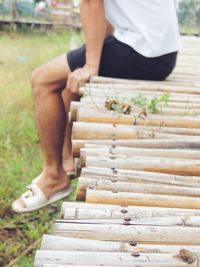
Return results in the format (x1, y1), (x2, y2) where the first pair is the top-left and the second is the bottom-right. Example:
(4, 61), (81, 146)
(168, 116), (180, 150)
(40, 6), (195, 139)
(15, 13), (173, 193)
(104, 0), (180, 58)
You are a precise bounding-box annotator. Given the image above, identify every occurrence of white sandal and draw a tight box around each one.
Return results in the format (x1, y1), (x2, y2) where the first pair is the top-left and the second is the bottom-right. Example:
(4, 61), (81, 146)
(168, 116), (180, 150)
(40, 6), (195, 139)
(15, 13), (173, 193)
(12, 183), (73, 213)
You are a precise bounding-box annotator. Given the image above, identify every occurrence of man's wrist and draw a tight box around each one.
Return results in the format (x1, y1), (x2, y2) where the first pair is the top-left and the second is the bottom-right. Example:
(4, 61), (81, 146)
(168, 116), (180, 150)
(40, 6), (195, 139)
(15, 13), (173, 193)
(85, 63), (99, 75)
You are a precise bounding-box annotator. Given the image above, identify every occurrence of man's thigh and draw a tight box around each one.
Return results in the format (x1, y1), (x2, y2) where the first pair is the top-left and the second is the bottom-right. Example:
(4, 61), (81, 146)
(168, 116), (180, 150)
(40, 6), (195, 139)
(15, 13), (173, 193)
(32, 53), (71, 90)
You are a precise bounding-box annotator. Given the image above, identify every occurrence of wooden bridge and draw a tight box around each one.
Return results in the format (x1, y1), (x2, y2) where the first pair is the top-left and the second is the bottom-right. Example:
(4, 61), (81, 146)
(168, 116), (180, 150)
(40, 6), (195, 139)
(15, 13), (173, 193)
(34, 36), (200, 266)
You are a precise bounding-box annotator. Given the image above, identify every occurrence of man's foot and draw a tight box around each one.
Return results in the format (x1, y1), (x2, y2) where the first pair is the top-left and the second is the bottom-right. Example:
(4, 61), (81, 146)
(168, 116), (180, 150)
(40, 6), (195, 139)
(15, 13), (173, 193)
(13, 170), (70, 209)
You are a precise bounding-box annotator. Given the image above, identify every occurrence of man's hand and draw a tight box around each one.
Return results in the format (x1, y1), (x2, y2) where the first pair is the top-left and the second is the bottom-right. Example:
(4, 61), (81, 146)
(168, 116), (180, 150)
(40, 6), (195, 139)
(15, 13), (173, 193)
(66, 64), (98, 93)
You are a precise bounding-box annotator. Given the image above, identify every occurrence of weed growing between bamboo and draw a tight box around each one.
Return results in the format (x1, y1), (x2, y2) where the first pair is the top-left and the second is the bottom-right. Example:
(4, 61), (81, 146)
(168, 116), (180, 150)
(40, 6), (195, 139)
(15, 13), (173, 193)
(105, 93), (170, 115)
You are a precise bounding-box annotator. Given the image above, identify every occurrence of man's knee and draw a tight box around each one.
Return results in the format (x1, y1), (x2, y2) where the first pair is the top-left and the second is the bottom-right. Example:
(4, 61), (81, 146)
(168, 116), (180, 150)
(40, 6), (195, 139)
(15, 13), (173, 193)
(31, 60), (67, 99)
(31, 66), (48, 98)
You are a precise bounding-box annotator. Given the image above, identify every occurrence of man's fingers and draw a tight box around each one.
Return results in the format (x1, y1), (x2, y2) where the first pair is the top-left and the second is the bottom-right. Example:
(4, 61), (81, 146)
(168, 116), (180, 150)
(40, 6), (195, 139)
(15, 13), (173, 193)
(70, 79), (79, 93)
(67, 67), (92, 93)
(66, 73), (73, 90)
(67, 73), (79, 93)
(67, 73), (77, 92)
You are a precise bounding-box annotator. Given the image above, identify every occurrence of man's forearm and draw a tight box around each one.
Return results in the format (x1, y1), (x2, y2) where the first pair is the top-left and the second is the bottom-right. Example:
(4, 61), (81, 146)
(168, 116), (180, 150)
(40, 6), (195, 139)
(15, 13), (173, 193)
(80, 0), (107, 71)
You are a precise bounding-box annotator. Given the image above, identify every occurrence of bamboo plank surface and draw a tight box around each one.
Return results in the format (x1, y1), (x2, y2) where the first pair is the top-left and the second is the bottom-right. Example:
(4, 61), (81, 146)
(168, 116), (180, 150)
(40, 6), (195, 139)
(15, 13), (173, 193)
(35, 36), (200, 267)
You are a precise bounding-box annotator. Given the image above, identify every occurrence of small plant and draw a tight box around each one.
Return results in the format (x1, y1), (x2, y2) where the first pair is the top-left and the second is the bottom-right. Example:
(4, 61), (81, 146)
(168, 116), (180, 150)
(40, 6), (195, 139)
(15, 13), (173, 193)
(149, 97), (159, 114)
(160, 93), (170, 106)
(105, 93), (170, 115)
(105, 99), (132, 114)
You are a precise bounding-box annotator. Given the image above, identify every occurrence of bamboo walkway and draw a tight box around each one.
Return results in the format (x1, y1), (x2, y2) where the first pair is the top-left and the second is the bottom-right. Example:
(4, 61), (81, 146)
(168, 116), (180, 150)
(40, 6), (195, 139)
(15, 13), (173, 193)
(34, 36), (200, 266)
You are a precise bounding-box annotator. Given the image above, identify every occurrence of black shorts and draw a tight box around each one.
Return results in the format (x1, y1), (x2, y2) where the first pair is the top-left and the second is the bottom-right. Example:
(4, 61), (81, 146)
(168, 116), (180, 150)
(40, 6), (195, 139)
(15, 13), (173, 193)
(67, 36), (177, 81)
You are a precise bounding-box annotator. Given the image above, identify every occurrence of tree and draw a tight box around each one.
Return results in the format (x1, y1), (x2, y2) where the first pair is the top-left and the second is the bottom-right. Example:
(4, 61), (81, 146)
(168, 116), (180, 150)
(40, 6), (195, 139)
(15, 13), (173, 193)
(178, 0), (200, 27)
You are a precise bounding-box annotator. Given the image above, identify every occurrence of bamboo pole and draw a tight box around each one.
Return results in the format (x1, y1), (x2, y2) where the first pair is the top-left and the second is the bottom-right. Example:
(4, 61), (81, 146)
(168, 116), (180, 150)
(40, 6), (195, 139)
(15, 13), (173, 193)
(43, 265), (122, 267)
(81, 82), (200, 95)
(77, 109), (200, 129)
(80, 85), (200, 102)
(174, 68), (200, 75)
(52, 221), (200, 245)
(41, 235), (200, 255)
(70, 101), (200, 121)
(80, 92), (200, 105)
(44, 265), (193, 267)
(133, 125), (200, 136)
(73, 122), (200, 140)
(80, 97), (200, 109)
(85, 156), (200, 176)
(177, 60), (200, 66)
(90, 76), (200, 88)
(72, 122), (191, 141)
(62, 207), (200, 221)
(61, 202), (200, 220)
(43, 265), (192, 267)
(40, 234), (127, 252)
(57, 216), (200, 227)
(177, 62), (200, 68)
(80, 167), (200, 188)
(86, 189), (200, 210)
(80, 147), (200, 167)
(72, 139), (200, 157)
(169, 74), (200, 82)
(76, 177), (200, 201)
(80, 83), (200, 96)
(35, 250), (195, 267)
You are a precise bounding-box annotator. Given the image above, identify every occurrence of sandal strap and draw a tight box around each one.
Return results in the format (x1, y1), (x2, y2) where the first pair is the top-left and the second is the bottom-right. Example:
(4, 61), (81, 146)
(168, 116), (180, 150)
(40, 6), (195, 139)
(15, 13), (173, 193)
(21, 184), (47, 208)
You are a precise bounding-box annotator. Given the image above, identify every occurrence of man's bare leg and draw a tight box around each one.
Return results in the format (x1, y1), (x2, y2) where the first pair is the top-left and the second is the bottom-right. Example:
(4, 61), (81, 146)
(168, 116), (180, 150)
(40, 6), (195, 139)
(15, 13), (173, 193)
(62, 88), (80, 174)
(16, 54), (78, 207)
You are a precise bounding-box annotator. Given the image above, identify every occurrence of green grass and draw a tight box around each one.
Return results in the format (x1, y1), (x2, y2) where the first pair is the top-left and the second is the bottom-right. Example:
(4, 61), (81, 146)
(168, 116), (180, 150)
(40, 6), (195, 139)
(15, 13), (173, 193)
(180, 25), (200, 35)
(0, 30), (81, 267)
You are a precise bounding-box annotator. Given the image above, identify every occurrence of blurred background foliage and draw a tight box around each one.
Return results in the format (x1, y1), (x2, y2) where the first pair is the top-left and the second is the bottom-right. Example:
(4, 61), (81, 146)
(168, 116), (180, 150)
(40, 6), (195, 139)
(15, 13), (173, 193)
(177, 0), (200, 33)
(0, 0), (200, 34)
